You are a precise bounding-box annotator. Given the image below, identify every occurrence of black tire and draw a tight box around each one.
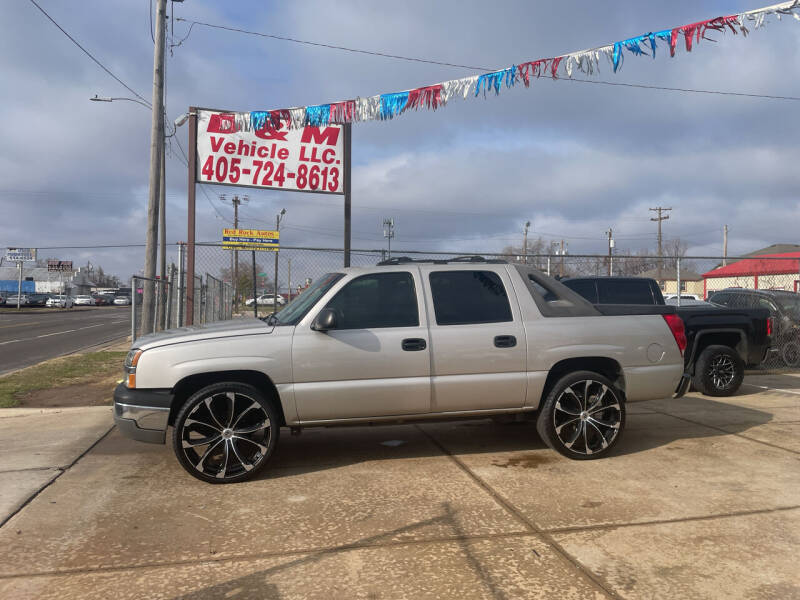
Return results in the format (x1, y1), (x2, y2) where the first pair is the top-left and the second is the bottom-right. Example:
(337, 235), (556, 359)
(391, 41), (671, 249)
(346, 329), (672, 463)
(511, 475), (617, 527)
(172, 382), (280, 484)
(781, 341), (800, 368)
(692, 345), (744, 397)
(536, 371), (625, 460)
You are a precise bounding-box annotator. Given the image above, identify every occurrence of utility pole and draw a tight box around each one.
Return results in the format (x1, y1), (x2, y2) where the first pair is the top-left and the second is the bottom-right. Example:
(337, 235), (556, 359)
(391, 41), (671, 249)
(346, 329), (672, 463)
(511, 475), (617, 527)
(723, 224), (729, 266)
(222, 194), (247, 310)
(141, 0), (166, 335)
(157, 139), (167, 330)
(523, 221), (531, 264)
(382, 218), (395, 259)
(605, 228), (614, 276)
(559, 239), (566, 278)
(274, 208), (286, 313)
(650, 207), (671, 280)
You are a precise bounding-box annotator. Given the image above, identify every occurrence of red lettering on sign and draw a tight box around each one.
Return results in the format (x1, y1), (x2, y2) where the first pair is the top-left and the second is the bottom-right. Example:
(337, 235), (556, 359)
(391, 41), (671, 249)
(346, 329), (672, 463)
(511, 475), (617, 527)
(300, 126), (340, 146)
(223, 142), (236, 154)
(257, 146), (269, 158)
(321, 148), (336, 164)
(254, 124), (288, 141)
(210, 136), (224, 153)
(206, 114), (238, 133)
(277, 148), (289, 160)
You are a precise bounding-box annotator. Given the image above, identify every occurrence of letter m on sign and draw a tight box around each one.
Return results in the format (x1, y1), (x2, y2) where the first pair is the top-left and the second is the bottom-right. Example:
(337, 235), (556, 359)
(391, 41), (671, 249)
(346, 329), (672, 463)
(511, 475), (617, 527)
(300, 126), (340, 146)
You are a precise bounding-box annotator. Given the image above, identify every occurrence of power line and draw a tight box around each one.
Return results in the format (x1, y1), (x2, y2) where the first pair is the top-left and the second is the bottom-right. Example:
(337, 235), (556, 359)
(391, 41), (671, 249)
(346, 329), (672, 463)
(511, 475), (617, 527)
(27, 0), (151, 107)
(173, 16), (800, 103)
(173, 136), (233, 223)
(174, 18), (494, 71)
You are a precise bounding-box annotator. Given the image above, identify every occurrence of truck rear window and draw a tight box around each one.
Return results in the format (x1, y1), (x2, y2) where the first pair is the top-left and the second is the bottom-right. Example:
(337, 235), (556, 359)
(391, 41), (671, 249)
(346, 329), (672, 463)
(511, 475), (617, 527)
(514, 266), (599, 318)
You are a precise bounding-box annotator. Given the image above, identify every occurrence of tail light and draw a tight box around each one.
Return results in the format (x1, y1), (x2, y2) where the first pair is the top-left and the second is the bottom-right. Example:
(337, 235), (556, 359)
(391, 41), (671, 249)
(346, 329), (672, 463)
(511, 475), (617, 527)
(663, 314), (687, 356)
(767, 317), (773, 337)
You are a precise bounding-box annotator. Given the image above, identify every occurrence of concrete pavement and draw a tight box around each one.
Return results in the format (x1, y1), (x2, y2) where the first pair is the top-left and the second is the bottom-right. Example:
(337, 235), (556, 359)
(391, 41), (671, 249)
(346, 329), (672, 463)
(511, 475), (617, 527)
(0, 375), (797, 599)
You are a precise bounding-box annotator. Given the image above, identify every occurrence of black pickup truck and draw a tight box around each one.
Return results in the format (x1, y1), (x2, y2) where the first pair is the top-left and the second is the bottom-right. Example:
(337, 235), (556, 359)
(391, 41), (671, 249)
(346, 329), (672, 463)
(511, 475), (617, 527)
(562, 277), (771, 397)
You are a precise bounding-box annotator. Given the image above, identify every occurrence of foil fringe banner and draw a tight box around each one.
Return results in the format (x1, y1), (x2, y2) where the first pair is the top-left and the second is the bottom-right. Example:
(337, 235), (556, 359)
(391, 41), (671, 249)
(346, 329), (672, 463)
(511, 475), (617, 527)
(238, 1), (798, 130)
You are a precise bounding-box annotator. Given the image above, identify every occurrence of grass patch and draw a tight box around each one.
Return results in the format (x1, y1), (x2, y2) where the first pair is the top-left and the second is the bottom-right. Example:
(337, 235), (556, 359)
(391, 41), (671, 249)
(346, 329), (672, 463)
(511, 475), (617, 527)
(0, 351), (126, 408)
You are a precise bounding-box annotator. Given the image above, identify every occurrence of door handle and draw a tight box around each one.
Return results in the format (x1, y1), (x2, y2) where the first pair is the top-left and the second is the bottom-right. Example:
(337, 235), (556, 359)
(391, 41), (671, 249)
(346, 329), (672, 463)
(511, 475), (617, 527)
(402, 338), (427, 351)
(494, 335), (517, 348)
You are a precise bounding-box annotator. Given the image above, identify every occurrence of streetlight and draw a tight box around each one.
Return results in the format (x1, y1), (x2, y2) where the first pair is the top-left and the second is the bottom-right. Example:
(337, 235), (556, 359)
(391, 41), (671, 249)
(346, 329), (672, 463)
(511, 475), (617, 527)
(274, 208), (286, 313)
(90, 93), (176, 330)
(90, 94), (151, 109)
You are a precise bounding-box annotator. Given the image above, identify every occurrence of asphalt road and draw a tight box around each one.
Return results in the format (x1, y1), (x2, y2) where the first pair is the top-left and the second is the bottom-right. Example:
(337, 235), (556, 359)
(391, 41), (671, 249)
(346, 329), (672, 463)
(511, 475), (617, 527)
(0, 307), (130, 375)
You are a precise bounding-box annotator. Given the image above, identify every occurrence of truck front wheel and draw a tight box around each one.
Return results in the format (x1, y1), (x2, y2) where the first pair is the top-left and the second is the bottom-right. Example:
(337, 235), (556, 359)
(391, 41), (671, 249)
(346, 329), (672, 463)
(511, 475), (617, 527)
(692, 345), (744, 397)
(172, 382), (280, 484)
(536, 371), (625, 460)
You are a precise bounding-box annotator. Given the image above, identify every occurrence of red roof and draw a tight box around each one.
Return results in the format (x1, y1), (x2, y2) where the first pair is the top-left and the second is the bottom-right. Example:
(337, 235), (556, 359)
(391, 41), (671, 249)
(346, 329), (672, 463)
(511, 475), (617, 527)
(704, 252), (800, 278)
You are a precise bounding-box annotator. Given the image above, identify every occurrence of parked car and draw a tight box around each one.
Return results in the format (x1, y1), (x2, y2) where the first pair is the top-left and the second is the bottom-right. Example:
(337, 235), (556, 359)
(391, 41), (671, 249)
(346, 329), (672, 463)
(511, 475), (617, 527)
(6, 294), (30, 306)
(46, 295), (74, 308)
(27, 293), (50, 307)
(708, 288), (800, 367)
(245, 294), (287, 307)
(665, 294), (701, 301)
(115, 258), (688, 483)
(74, 295), (95, 306)
(113, 295), (131, 305)
(562, 277), (771, 396)
(0, 293), (4, 305)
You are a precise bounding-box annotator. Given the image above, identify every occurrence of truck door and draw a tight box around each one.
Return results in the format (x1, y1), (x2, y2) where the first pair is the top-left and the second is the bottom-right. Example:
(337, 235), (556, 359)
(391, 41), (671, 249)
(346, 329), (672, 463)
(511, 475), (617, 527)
(291, 269), (431, 421)
(422, 266), (527, 412)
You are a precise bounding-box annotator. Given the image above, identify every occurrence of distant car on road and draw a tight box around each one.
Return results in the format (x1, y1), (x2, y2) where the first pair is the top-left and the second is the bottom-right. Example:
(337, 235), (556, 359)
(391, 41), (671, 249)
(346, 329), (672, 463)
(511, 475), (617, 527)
(113, 296), (131, 306)
(46, 295), (74, 308)
(6, 294), (30, 306)
(27, 293), (50, 307)
(74, 295), (95, 306)
(245, 294), (286, 307)
(665, 294), (701, 301)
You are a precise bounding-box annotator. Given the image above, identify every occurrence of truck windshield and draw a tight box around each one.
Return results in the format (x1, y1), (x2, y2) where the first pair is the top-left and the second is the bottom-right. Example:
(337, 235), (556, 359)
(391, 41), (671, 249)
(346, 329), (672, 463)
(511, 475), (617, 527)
(274, 273), (344, 326)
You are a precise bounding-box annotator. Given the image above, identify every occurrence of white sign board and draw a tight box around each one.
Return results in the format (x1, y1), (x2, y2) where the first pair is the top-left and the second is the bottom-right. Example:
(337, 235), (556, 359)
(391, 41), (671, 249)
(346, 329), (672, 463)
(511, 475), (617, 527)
(5, 247), (35, 262)
(196, 109), (344, 194)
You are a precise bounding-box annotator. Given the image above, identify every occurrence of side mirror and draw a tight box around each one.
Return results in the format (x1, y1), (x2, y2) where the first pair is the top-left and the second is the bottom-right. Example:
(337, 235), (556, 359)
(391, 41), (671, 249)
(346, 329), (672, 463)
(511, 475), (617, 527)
(311, 308), (338, 332)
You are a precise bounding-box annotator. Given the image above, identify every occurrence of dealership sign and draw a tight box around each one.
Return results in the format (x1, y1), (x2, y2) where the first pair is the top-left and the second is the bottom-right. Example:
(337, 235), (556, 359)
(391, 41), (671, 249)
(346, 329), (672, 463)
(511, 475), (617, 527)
(5, 248), (36, 262)
(222, 228), (279, 252)
(47, 260), (73, 272)
(196, 110), (344, 194)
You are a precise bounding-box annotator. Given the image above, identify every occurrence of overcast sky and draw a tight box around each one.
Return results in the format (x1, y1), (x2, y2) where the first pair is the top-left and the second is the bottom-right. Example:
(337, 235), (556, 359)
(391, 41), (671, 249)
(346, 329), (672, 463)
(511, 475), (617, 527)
(2, 1), (799, 279)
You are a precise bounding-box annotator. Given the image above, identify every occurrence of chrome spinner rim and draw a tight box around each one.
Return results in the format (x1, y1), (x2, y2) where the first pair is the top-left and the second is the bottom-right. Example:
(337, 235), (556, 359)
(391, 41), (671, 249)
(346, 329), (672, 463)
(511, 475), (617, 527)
(708, 355), (736, 389)
(553, 380), (621, 456)
(180, 391), (271, 480)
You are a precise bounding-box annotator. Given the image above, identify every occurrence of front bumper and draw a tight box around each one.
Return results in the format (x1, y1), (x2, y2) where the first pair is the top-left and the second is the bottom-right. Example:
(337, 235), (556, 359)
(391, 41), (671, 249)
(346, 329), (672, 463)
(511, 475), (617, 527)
(673, 372), (691, 398)
(113, 383), (173, 444)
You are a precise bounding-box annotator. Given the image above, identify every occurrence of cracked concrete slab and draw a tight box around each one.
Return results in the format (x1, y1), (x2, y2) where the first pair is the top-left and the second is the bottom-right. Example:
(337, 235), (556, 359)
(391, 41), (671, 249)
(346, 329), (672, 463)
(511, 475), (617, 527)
(553, 508), (800, 600)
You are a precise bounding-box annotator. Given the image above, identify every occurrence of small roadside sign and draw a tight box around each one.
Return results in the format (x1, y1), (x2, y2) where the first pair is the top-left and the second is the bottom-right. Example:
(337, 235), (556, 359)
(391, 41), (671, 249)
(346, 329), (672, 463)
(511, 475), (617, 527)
(222, 228), (279, 252)
(5, 248), (36, 262)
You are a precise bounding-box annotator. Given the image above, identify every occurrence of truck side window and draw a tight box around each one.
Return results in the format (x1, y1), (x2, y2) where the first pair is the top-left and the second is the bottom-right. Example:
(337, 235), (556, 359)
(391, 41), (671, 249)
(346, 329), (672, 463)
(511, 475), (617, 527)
(597, 280), (655, 304)
(325, 272), (418, 329)
(429, 270), (512, 325)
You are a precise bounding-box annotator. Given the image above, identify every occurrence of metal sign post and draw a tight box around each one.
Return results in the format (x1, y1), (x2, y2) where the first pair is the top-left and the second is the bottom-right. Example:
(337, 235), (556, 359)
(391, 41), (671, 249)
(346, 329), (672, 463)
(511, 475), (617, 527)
(16, 262), (22, 310)
(343, 122), (352, 267)
(186, 108), (198, 325)
(252, 251), (258, 319)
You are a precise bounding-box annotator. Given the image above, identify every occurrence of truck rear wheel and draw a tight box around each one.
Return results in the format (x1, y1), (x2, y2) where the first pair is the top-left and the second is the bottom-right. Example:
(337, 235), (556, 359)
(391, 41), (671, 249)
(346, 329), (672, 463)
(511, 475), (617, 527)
(172, 382), (280, 484)
(536, 371), (625, 460)
(692, 345), (743, 397)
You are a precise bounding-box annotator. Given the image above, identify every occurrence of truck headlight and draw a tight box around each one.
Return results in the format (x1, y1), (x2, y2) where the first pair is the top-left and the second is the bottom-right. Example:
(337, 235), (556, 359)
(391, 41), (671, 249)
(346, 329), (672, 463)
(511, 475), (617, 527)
(124, 349), (142, 388)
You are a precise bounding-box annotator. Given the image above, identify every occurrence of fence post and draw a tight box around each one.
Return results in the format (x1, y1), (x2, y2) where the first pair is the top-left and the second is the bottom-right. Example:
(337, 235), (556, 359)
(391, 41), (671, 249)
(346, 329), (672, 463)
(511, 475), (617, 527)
(131, 276), (137, 343)
(547, 256), (551, 277)
(165, 264), (174, 330)
(676, 257), (682, 307)
(177, 243), (185, 328)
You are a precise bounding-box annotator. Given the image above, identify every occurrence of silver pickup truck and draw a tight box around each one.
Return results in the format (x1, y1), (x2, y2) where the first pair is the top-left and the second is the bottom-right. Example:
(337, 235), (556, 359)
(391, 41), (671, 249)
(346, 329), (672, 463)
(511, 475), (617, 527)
(115, 259), (689, 483)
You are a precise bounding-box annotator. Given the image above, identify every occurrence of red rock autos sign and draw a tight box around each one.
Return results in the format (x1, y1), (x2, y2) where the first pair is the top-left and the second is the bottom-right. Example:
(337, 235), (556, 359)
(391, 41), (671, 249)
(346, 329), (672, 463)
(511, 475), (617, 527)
(196, 109), (345, 194)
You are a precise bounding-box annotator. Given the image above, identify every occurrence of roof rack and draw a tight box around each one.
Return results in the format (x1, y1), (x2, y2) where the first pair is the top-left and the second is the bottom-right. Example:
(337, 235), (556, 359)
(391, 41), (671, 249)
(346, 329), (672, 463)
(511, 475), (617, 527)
(376, 255), (507, 266)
